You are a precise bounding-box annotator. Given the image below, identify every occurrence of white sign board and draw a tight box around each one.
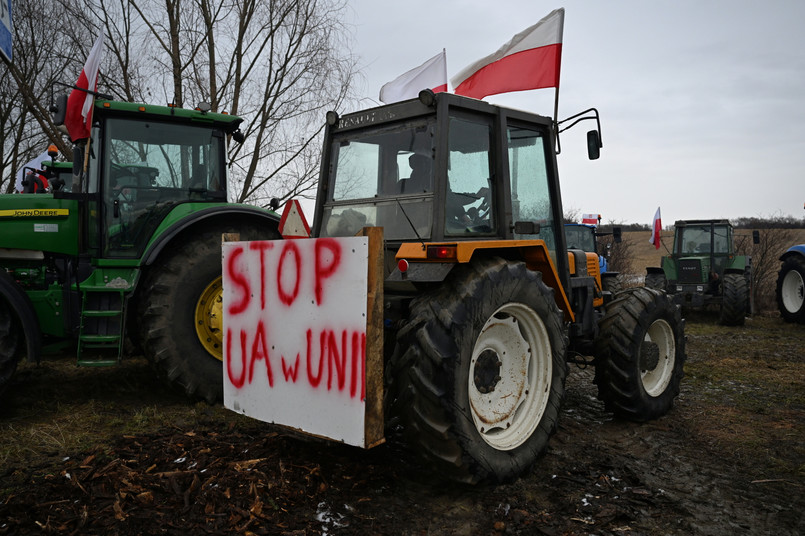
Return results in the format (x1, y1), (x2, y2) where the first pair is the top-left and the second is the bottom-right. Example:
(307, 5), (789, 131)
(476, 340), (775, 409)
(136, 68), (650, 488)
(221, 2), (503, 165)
(222, 236), (370, 446)
(0, 0), (11, 63)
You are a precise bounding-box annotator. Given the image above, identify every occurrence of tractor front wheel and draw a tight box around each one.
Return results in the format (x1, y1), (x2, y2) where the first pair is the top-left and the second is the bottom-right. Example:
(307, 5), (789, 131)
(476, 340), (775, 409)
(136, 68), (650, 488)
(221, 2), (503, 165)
(777, 255), (805, 323)
(387, 258), (567, 484)
(594, 287), (685, 422)
(720, 272), (748, 326)
(137, 223), (279, 403)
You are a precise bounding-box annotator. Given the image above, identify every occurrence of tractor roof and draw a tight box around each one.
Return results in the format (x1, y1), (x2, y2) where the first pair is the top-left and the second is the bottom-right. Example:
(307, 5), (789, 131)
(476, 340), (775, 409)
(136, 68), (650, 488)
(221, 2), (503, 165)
(93, 99), (243, 132)
(674, 219), (731, 227)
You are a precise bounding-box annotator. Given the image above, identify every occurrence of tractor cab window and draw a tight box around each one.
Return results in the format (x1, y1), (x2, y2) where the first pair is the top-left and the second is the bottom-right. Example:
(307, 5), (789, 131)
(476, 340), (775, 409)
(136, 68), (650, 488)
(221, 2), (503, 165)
(445, 116), (496, 236)
(713, 225), (732, 254)
(100, 118), (227, 257)
(678, 225), (717, 255)
(565, 225), (596, 252)
(321, 119), (435, 240)
(508, 124), (558, 263)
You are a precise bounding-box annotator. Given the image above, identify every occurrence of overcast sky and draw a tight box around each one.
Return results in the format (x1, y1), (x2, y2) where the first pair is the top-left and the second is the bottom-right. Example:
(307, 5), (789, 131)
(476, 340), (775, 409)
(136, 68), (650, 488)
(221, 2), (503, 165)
(341, 0), (805, 225)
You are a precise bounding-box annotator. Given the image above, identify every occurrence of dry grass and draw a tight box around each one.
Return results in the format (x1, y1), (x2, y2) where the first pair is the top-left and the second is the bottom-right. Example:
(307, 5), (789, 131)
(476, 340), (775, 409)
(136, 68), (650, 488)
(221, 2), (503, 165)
(681, 313), (805, 477)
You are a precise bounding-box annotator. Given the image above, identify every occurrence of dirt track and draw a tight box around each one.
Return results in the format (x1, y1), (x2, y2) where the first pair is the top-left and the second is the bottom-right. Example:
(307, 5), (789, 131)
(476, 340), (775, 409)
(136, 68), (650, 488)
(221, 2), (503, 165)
(1, 313), (803, 535)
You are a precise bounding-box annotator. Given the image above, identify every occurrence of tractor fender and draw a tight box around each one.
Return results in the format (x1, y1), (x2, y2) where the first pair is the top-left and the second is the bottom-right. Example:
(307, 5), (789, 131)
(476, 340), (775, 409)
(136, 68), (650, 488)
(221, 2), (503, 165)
(724, 267), (747, 276)
(0, 270), (42, 364)
(780, 244), (805, 261)
(142, 205), (281, 266)
(646, 266), (665, 275)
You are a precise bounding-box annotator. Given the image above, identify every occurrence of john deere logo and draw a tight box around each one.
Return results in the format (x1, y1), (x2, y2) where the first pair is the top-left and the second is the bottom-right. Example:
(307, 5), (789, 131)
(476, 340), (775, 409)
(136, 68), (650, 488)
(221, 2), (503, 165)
(0, 209), (69, 218)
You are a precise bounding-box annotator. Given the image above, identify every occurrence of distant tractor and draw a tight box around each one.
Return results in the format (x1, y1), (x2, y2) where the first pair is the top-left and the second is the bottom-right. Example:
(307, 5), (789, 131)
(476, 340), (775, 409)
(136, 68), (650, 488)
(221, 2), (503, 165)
(776, 245), (805, 323)
(564, 222), (622, 294)
(646, 219), (754, 325)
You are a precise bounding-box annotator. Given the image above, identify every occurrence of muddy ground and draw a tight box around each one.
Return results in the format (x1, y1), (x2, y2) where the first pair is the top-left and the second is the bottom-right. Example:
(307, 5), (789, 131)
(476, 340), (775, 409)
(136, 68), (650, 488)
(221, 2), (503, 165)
(1, 312), (803, 535)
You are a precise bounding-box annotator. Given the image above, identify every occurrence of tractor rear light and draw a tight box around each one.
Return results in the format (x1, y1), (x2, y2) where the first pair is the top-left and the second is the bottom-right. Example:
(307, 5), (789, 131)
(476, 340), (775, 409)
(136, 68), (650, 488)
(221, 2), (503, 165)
(397, 259), (409, 272)
(427, 245), (457, 260)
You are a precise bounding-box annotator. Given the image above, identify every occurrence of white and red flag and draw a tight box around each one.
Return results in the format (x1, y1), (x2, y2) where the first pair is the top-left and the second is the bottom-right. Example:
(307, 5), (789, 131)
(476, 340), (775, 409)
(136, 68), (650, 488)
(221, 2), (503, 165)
(582, 213), (600, 226)
(452, 8), (564, 99)
(649, 207), (662, 250)
(64, 33), (105, 142)
(379, 49), (448, 104)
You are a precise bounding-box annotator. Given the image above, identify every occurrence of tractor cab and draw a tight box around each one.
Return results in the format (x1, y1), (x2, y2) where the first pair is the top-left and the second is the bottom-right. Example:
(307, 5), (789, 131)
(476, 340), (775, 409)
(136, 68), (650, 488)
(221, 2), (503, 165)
(62, 100), (242, 259)
(313, 90), (570, 286)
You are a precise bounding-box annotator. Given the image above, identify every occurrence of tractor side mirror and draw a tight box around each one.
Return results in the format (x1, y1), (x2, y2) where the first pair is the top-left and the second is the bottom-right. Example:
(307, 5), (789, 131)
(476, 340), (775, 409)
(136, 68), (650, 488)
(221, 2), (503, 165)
(613, 226), (622, 243)
(51, 94), (68, 126)
(513, 221), (541, 235)
(586, 130), (601, 160)
(752, 230), (760, 244)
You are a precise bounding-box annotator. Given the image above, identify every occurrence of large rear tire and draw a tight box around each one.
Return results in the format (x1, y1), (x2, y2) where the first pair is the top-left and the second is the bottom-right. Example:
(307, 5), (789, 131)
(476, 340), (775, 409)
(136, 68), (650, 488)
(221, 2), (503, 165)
(0, 297), (21, 398)
(387, 258), (567, 484)
(594, 287), (685, 422)
(137, 222), (280, 403)
(720, 272), (748, 326)
(777, 255), (805, 323)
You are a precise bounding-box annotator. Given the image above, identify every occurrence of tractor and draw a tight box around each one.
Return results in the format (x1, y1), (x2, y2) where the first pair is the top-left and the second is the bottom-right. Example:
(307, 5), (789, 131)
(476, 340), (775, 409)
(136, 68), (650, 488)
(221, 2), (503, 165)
(226, 90), (686, 484)
(0, 96), (280, 401)
(646, 219), (753, 325)
(564, 221), (622, 293)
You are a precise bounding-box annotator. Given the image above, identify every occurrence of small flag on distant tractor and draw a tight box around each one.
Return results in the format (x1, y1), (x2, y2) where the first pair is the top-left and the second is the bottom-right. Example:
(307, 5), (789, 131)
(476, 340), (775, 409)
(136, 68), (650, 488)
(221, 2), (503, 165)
(582, 213), (600, 226)
(649, 207), (662, 250)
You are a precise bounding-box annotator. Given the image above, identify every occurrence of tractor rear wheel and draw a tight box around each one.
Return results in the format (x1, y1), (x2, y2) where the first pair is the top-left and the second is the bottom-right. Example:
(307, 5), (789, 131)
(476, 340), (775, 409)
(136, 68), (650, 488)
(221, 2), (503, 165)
(720, 272), (748, 326)
(0, 297), (21, 398)
(387, 258), (567, 484)
(777, 255), (805, 323)
(594, 287), (685, 422)
(138, 223), (279, 403)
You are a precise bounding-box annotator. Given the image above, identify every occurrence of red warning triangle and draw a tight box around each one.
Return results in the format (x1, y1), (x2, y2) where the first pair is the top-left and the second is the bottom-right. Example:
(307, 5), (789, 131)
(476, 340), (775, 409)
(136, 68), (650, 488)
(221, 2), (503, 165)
(278, 199), (311, 239)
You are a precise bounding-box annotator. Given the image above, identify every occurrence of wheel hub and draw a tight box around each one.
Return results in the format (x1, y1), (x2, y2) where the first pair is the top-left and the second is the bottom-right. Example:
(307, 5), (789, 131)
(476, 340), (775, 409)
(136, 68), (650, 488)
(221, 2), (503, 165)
(781, 269), (804, 313)
(639, 341), (660, 371)
(468, 303), (553, 451)
(473, 350), (502, 394)
(195, 276), (224, 362)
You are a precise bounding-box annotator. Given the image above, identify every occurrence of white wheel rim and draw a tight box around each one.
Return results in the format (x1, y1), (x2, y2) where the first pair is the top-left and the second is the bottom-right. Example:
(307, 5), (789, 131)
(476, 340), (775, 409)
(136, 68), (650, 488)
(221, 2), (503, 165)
(468, 303), (552, 451)
(641, 318), (676, 397)
(781, 269), (805, 313)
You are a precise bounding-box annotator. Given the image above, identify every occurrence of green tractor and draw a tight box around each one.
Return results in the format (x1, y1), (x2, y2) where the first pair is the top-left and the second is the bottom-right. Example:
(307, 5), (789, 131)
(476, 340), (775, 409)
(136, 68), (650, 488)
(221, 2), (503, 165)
(0, 97), (280, 401)
(645, 219), (753, 325)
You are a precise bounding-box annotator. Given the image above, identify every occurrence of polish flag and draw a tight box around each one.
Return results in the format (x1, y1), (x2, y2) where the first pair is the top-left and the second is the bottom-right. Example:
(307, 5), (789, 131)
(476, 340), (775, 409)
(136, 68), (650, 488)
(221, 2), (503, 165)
(451, 8), (564, 99)
(582, 213), (600, 226)
(649, 207), (662, 250)
(64, 34), (105, 142)
(379, 50), (448, 104)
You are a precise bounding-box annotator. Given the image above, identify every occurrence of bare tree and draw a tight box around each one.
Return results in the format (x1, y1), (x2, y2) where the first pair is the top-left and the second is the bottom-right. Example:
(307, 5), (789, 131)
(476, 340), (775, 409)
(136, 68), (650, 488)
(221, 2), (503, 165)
(0, 1), (83, 192)
(736, 227), (797, 312)
(3, 0), (357, 205)
(119, 0), (357, 205)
